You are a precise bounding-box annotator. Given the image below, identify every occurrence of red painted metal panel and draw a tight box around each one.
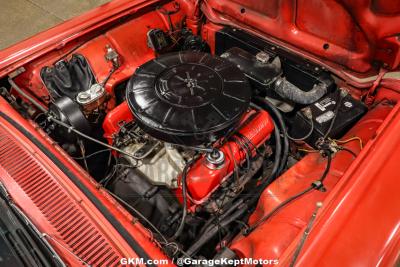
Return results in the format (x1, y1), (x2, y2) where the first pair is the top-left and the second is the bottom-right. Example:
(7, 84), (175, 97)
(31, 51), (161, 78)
(230, 103), (395, 265)
(0, 97), (173, 266)
(0, 0), (399, 265)
(0, 0), (161, 77)
(280, 103), (400, 266)
(11, 1), (186, 107)
(0, 124), (123, 265)
(202, 0), (400, 73)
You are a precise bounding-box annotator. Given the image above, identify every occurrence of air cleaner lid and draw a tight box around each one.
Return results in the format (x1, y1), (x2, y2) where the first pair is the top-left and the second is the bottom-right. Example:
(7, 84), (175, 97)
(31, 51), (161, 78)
(126, 51), (251, 145)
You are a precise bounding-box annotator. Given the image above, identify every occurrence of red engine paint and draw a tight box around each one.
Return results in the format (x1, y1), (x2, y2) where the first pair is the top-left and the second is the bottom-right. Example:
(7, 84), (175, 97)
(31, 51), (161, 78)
(103, 101), (134, 143)
(186, 110), (274, 202)
(230, 102), (393, 262)
(103, 107), (275, 203)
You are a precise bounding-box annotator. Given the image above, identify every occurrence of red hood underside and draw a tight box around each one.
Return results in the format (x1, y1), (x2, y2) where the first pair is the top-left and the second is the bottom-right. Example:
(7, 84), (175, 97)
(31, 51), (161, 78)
(203, 0), (400, 73)
(1, 0), (399, 78)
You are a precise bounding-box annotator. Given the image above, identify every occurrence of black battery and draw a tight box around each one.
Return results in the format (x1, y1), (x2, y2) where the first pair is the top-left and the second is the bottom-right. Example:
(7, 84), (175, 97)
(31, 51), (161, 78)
(287, 91), (367, 147)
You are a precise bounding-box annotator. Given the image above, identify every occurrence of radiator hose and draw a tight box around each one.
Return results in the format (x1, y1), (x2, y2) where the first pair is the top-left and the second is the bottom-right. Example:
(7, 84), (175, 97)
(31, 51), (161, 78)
(274, 77), (328, 105)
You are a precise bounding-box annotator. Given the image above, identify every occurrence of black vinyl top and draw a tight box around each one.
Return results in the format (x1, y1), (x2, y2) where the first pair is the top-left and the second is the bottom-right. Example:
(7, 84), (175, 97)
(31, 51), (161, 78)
(126, 51), (251, 145)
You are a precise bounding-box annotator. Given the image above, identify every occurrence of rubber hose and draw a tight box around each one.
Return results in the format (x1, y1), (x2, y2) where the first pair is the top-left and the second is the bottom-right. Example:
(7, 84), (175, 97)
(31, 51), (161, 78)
(274, 77), (328, 105)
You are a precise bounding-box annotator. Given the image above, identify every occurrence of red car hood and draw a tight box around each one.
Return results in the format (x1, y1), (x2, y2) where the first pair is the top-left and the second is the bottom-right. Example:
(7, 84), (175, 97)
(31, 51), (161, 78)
(202, 0), (400, 73)
(1, 0), (399, 77)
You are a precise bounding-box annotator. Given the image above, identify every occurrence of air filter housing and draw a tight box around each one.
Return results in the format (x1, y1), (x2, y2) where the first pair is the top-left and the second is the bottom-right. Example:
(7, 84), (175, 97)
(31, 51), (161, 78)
(126, 52), (251, 146)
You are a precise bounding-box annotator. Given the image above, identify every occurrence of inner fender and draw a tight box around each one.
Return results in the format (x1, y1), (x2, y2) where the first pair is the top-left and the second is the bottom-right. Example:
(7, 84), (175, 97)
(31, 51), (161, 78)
(229, 102), (393, 261)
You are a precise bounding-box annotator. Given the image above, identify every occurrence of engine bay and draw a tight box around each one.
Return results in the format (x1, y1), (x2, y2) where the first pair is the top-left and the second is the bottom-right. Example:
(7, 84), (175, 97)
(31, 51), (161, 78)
(1, 0), (397, 264)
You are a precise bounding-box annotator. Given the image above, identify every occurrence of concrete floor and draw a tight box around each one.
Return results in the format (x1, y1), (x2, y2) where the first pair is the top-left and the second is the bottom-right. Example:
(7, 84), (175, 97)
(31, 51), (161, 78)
(0, 0), (110, 50)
